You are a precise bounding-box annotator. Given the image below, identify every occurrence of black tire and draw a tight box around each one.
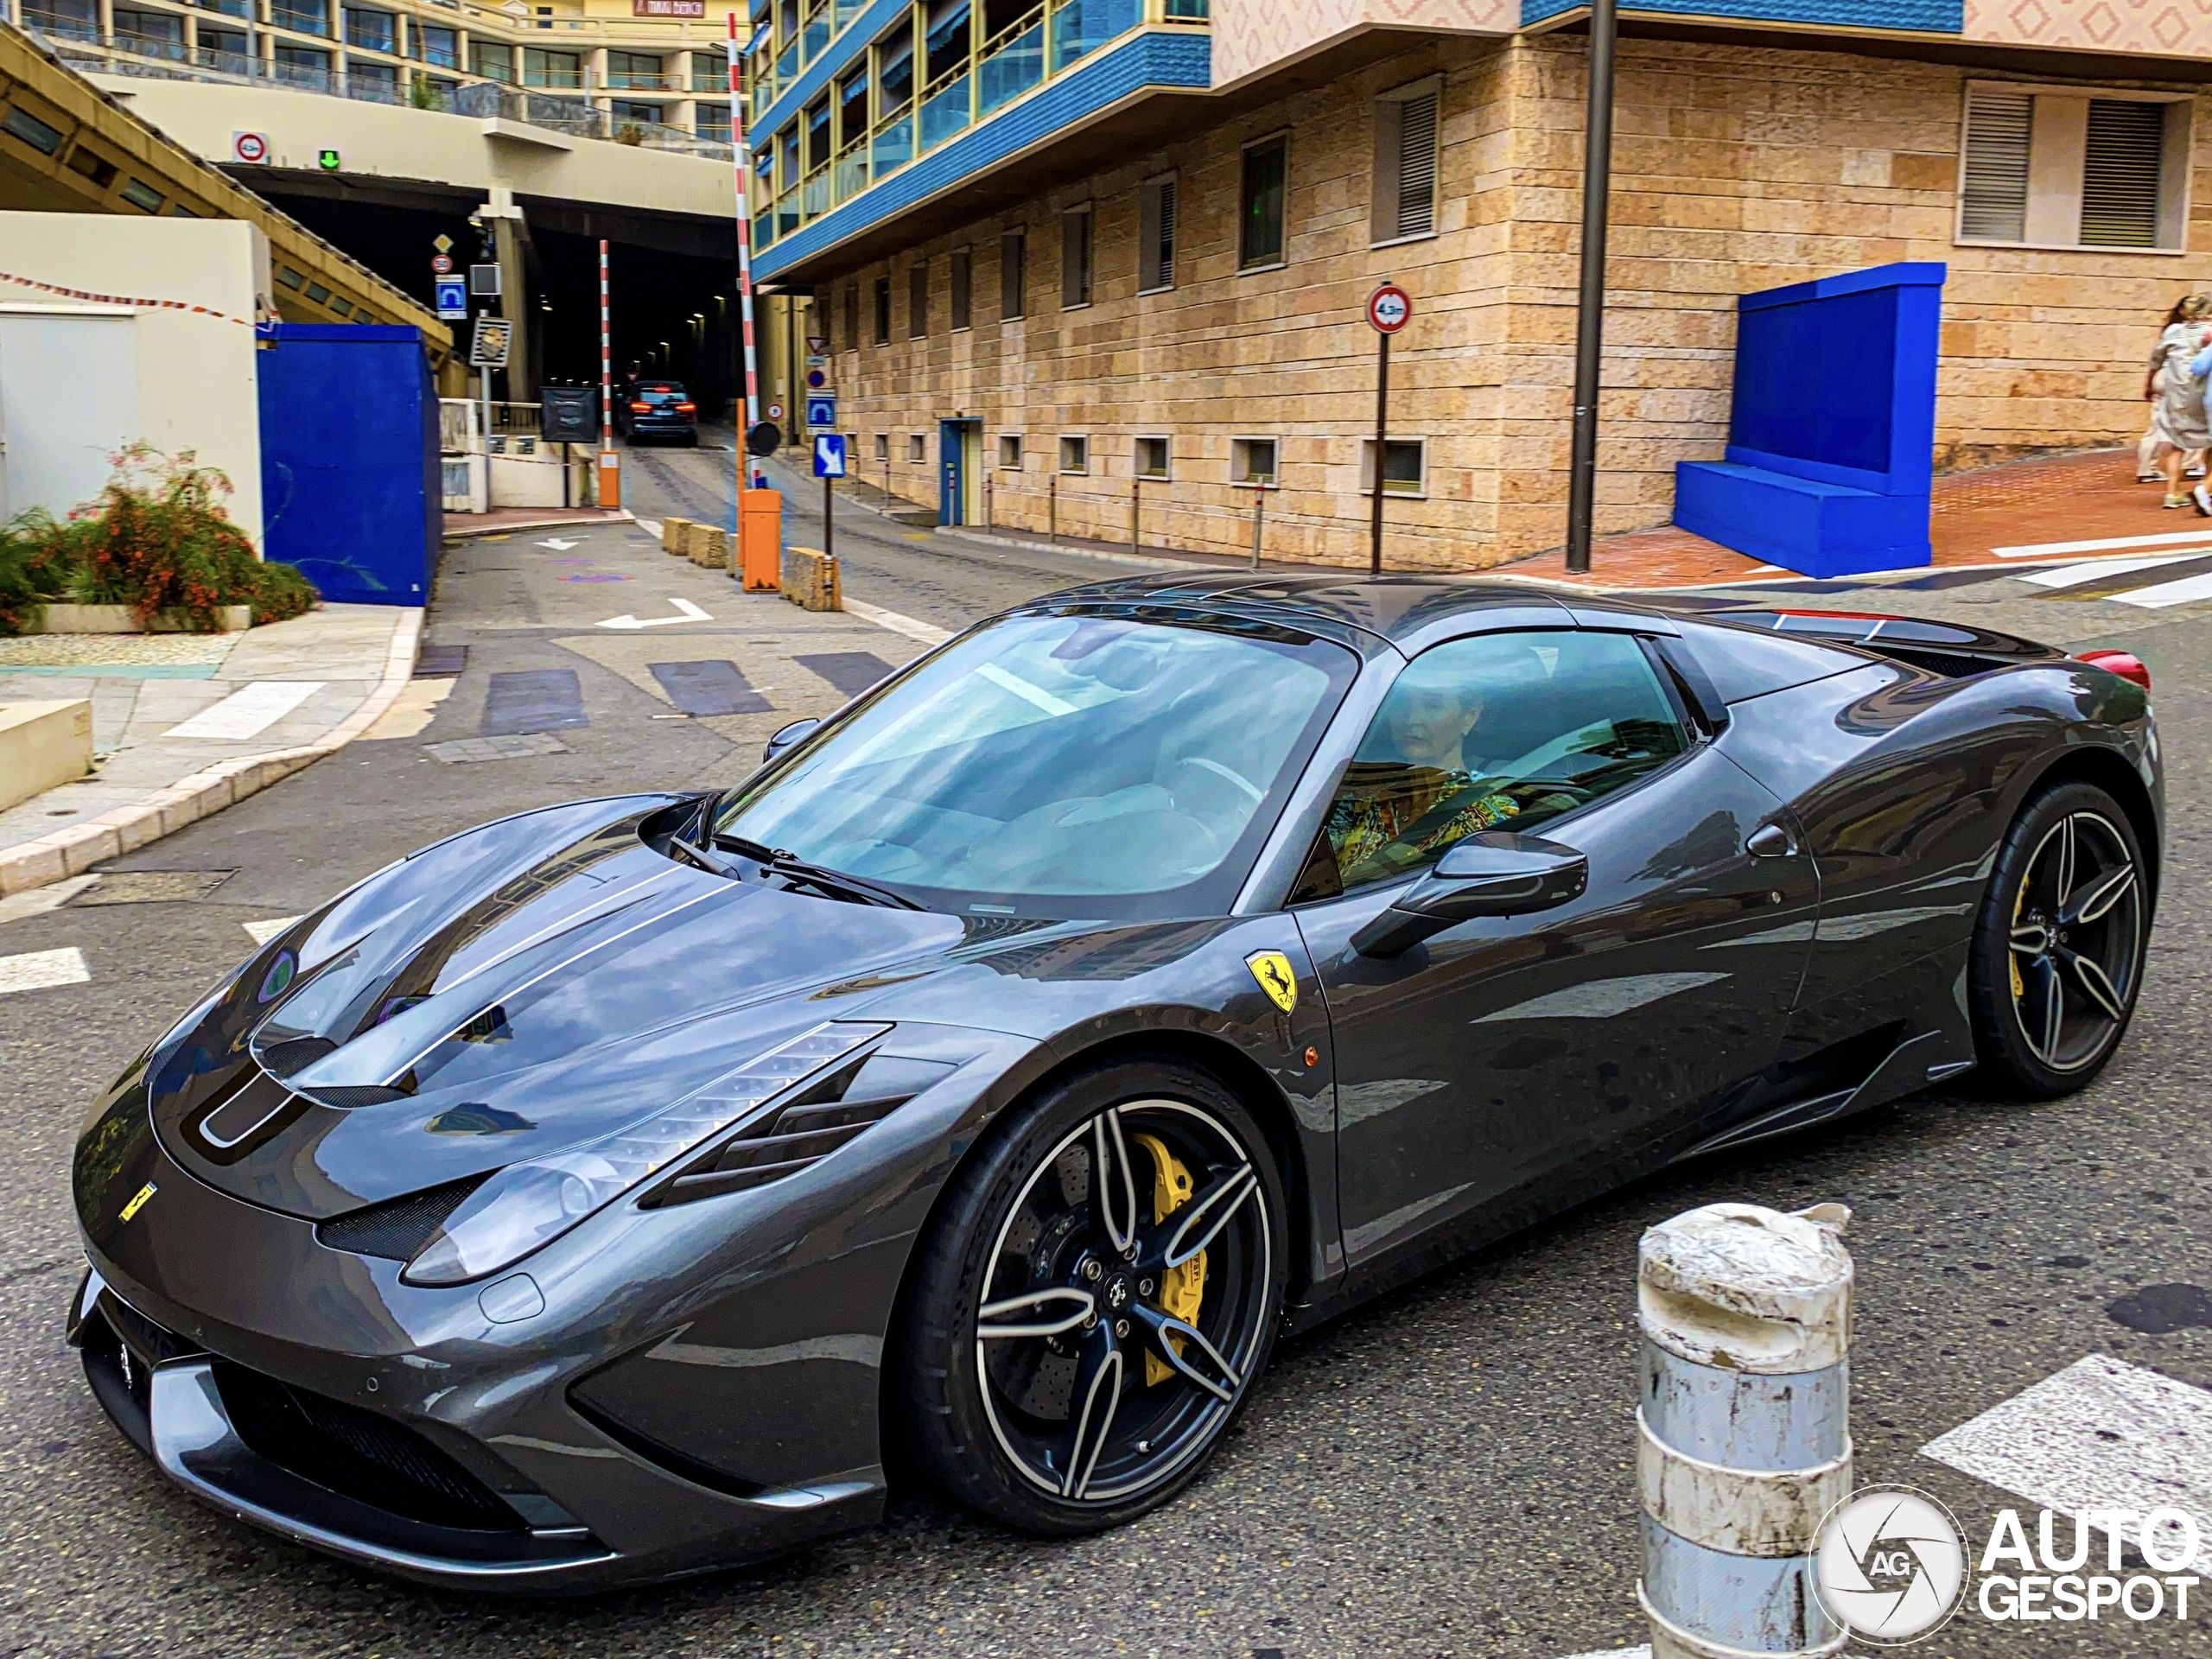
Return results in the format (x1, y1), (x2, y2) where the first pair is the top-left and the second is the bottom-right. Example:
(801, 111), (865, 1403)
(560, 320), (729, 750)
(1967, 779), (2149, 1098)
(893, 1056), (1287, 1535)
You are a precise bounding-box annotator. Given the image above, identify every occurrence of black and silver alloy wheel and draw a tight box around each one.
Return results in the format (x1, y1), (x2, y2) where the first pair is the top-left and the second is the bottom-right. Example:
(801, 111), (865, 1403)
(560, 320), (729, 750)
(898, 1059), (1287, 1533)
(1971, 782), (2149, 1097)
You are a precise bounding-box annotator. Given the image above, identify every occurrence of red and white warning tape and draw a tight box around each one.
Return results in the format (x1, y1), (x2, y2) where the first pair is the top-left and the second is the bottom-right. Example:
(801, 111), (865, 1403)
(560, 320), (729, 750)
(0, 268), (256, 326)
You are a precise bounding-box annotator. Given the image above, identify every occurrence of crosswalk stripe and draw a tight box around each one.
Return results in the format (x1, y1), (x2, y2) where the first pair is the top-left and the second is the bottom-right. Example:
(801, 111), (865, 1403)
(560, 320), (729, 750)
(1995, 529), (2212, 558)
(0, 946), (90, 995)
(2017, 553), (2211, 589)
(2106, 569), (2212, 609)
(1921, 1353), (2212, 1573)
(164, 681), (326, 741)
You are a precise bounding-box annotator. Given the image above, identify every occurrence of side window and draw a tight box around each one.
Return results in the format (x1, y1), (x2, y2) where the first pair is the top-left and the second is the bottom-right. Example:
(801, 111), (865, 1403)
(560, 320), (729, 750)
(1313, 631), (1689, 894)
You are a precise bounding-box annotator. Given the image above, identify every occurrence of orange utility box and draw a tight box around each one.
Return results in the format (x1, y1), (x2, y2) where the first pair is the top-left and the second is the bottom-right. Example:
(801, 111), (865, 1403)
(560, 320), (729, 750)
(740, 487), (782, 592)
(595, 449), (621, 510)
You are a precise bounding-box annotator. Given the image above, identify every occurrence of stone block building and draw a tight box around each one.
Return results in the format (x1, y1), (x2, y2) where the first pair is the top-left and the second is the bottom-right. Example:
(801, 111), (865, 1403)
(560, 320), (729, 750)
(750, 0), (2212, 569)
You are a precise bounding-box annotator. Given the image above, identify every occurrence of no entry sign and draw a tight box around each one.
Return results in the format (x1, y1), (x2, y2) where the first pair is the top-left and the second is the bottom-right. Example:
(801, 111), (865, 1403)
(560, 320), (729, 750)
(1367, 283), (1412, 334)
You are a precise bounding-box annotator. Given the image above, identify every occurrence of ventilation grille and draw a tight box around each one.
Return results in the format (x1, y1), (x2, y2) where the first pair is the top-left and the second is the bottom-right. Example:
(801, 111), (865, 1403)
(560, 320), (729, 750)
(304, 1084), (414, 1108)
(318, 1175), (487, 1261)
(257, 1034), (338, 1079)
(641, 1052), (951, 1208)
(213, 1361), (524, 1532)
(2081, 99), (2164, 248)
(1961, 91), (2031, 242)
(1396, 91), (1439, 238)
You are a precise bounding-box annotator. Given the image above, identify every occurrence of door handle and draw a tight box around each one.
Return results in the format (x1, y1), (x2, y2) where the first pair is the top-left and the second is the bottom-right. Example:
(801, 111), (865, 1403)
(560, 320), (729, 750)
(1746, 823), (1796, 859)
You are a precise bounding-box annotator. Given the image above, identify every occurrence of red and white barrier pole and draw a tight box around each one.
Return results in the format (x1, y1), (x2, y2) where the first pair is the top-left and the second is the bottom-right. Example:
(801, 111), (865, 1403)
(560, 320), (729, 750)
(728, 11), (763, 499)
(596, 238), (620, 509)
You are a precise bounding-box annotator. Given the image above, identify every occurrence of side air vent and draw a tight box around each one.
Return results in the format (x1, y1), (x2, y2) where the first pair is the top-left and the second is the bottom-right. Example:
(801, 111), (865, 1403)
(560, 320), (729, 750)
(640, 1052), (953, 1209)
(256, 1035), (340, 1078)
(304, 1084), (414, 1108)
(318, 1175), (488, 1261)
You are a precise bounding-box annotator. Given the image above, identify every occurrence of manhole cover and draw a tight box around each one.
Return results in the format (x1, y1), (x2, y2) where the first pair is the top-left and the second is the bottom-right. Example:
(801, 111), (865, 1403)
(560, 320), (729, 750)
(72, 870), (238, 905)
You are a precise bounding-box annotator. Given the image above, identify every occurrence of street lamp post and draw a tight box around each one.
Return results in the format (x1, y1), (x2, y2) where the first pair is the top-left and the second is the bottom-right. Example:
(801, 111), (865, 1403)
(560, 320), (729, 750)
(1564, 0), (1619, 575)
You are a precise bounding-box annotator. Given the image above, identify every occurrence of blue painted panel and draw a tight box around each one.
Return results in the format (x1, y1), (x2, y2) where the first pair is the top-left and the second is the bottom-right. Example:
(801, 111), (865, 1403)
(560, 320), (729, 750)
(759, 30), (1210, 277)
(255, 324), (439, 607)
(1522, 0), (1961, 27)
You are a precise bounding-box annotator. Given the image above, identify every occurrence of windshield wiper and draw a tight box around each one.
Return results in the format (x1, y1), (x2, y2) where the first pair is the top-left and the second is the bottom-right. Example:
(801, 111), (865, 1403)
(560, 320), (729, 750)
(667, 836), (743, 879)
(712, 833), (922, 911)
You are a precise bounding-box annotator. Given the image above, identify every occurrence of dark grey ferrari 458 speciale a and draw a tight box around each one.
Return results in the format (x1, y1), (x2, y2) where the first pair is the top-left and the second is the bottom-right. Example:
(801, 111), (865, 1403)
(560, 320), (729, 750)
(68, 574), (2159, 1591)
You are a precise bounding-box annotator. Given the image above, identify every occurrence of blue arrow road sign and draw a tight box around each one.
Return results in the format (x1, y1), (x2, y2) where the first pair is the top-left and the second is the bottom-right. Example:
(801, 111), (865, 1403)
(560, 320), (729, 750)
(814, 434), (848, 478)
(434, 277), (467, 320)
(805, 394), (836, 429)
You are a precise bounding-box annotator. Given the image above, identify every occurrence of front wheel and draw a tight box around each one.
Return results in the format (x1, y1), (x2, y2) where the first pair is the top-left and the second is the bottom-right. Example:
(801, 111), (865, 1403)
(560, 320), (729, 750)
(894, 1058), (1287, 1533)
(1967, 780), (2149, 1097)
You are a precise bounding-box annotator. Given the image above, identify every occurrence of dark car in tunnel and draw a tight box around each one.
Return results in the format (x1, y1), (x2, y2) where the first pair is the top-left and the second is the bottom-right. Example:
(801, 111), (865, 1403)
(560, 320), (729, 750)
(617, 380), (699, 446)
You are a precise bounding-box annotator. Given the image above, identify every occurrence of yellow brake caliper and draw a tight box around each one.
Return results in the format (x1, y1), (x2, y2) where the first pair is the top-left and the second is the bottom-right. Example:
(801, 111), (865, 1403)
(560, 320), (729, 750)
(1131, 1132), (1205, 1387)
(2012, 880), (2026, 1002)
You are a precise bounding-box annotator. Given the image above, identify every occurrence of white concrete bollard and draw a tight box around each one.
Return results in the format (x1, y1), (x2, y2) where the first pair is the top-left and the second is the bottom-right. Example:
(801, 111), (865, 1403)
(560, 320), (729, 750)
(1637, 1202), (1856, 1659)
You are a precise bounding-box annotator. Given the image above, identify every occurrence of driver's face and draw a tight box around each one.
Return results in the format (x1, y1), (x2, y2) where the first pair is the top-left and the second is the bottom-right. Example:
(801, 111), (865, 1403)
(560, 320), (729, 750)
(1393, 686), (1479, 769)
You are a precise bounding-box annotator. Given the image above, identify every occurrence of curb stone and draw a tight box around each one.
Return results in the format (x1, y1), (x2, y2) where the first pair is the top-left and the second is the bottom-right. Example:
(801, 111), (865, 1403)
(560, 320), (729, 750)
(0, 609), (423, 898)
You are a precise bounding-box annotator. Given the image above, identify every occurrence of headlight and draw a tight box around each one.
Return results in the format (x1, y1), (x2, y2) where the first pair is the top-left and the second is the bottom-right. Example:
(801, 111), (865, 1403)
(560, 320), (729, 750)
(401, 1021), (887, 1287)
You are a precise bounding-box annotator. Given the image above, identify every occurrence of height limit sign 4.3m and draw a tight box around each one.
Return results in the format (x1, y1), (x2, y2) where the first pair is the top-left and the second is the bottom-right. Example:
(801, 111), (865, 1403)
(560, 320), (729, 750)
(1366, 283), (1412, 575)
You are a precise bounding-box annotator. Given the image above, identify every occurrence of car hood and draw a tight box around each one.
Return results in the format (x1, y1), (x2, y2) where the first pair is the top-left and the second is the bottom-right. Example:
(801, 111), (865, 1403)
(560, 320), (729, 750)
(143, 795), (989, 1220)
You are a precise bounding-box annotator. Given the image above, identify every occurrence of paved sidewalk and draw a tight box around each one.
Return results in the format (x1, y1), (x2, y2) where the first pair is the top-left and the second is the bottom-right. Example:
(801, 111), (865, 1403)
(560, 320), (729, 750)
(0, 603), (418, 895)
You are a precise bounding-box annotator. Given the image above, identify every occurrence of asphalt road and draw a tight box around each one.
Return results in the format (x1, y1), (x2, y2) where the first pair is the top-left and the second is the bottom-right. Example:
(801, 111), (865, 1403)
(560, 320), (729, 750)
(2, 464), (2208, 1658)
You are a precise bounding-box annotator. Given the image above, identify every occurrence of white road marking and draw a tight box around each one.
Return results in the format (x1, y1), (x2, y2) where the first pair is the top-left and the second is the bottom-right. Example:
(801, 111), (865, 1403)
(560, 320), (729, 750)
(163, 681), (325, 741)
(0, 875), (99, 925)
(242, 916), (304, 944)
(634, 518), (664, 538)
(595, 597), (713, 630)
(2107, 569), (2212, 610)
(2016, 553), (2210, 589)
(537, 537), (582, 550)
(844, 596), (953, 645)
(1921, 1353), (2212, 1573)
(1995, 529), (2212, 558)
(0, 946), (90, 995)
(1556, 1649), (1648, 1659)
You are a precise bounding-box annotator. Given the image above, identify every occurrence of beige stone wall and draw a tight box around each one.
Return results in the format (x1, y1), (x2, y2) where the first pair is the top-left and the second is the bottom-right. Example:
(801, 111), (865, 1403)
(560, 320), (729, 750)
(827, 34), (2212, 571)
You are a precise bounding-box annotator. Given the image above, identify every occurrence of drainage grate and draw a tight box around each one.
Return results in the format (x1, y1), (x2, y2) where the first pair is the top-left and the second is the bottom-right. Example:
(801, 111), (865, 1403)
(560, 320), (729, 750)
(424, 734), (570, 764)
(71, 870), (237, 905)
(415, 645), (468, 678)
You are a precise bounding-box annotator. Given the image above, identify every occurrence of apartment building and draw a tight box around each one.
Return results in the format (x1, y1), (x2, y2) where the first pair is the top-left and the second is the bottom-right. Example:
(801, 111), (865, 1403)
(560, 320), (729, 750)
(748, 0), (2212, 569)
(14, 0), (736, 141)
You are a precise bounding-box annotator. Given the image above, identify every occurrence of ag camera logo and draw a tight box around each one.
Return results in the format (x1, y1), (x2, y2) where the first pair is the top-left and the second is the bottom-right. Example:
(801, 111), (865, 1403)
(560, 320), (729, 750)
(1814, 1485), (1970, 1645)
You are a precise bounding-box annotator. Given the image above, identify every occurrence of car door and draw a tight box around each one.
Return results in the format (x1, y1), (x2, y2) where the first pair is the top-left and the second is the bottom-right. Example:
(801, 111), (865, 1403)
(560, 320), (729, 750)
(1288, 626), (1820, 1270)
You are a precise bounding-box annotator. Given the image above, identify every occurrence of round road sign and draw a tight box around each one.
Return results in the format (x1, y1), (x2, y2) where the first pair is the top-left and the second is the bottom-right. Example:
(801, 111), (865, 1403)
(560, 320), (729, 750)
(232, 130), (268, 164)
(1367, 283), (1412, 334)
(430, 253), (454, 275)
(766, 402), (784, 421)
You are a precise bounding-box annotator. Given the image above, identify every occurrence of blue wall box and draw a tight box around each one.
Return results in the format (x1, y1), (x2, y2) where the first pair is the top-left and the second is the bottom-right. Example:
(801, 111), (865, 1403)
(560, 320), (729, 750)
(256, 324), (442, 607)
(1674, 262), (1946, 579)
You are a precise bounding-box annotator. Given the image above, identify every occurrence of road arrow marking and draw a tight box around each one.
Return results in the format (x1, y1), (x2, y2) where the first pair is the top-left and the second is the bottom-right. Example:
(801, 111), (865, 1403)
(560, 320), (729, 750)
(537, 537), (582, 550)
(596, 597), (713, 630)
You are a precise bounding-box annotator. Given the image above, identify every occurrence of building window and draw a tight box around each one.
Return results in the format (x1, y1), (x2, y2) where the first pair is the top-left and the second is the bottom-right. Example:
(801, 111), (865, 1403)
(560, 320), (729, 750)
(950, 245), (971, 331)
(611, 101), (663, 127)
(1232, 437), (1278, 485)
(1059, 435), (1088, 474)
(270, 0), (327, 34)
(908, 433), (927, 463)
(1958, 83), (2190, 251)
(523, 48), (582, 89)
(1374, 82), (1439, 242)
(342, 7), (395, 54)
(416, 23), (459, 68)
(805, 94), (832, 172)
(696, 105), (732, 143)
(273, 41), (331, 86)
(842, 285), (860, 351)
(472, 41), (513, 81)
(1361, 437), (1427, 496)
(1241, 135), (1287, 268)
(873, 276), (891, 343)
(1061, 204), (1092, 308)
(1138, 173), (1176, 292)
(908, 263), (928, 336)
(837, 65), (869, 149)
(999, 434), (1022, 469)
(1135, 436), (1169, 480)
(111, 6), (182, 54)
(874, 432), (891, 461)
(347, 60), (400, 101)
(1001, 227), (1026, 320)
(607, 49), (661, 91)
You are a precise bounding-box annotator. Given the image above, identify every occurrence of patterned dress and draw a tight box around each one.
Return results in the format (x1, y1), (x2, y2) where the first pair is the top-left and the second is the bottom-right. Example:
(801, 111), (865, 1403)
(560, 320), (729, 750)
(1325, 766), (1524, 887)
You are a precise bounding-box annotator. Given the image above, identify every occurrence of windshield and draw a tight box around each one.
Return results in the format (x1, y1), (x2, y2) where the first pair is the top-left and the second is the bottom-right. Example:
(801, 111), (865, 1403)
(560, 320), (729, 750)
(713, 610), (1357, 918)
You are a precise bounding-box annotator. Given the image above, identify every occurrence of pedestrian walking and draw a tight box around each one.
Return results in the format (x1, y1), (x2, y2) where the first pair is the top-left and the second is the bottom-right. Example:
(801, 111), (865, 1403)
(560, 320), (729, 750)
(2145, 293), (2212, 512)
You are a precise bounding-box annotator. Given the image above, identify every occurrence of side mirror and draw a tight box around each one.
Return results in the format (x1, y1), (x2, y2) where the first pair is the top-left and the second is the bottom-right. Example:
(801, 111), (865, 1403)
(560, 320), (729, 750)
(1351, 832), (1589, 958)
(761, 716), (819, 764)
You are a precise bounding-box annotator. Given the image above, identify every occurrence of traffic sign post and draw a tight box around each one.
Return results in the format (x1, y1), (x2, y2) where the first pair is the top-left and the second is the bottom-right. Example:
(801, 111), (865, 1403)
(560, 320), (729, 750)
(1366, 283), (1411, 575)
(815, 434), (847, 563)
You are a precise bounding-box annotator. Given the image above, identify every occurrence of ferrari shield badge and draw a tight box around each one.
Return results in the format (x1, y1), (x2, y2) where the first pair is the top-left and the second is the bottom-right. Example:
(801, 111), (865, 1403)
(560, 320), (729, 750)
(1244, 950), (1299, 1014)
(118, 1180), (156, 1223)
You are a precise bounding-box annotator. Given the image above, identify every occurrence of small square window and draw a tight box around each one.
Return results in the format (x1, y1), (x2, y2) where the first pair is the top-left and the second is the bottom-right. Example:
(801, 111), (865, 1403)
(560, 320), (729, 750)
(1135, 436), (1169, 480)
(999, 434), (1022, 469)
(1059, 435), (1088, 474)
(120, 177), (165, 213)
(1360, 437), (1426, 496)
(874, 432), (891, 461)
(1232, 437), (1278, 485)
(908, 433), (926, 463)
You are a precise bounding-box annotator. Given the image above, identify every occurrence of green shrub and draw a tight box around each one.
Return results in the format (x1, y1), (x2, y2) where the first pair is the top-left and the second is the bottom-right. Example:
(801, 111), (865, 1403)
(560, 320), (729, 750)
(0, 445), (317, 633)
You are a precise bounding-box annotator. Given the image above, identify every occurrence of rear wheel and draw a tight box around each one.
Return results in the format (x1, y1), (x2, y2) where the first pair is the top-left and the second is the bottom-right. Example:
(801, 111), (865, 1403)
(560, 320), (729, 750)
(1968, 781), (2148, 1097)
(894, 1058), (1286, 1533)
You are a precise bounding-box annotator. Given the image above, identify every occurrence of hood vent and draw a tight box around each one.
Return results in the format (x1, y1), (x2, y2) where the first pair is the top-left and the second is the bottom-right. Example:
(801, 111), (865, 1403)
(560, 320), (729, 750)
(318, 1175), (489, 1262)
(640, 1052), (953, 1209)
